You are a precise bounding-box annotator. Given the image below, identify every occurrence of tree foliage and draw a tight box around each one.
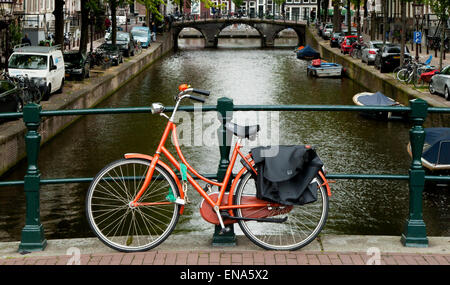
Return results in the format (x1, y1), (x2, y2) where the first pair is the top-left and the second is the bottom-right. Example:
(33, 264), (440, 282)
(424, 0), (450, 69)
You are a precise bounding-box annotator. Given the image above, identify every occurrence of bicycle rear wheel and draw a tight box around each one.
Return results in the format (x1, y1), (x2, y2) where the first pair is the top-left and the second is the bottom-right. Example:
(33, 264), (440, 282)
(86, 158), (180, 252)
(233, 172), (329, 251)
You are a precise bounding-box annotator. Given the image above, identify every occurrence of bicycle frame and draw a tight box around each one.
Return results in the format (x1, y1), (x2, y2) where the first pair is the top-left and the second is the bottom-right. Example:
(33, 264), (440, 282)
(122, 92), (332, 229)
(124, 119), (265, 217)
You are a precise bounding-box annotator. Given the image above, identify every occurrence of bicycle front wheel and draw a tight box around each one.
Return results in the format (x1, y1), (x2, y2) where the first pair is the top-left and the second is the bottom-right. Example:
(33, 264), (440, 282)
(233, 172), (329, 251)
(86, 158), (180, 252)
(396, 69), (410, 82)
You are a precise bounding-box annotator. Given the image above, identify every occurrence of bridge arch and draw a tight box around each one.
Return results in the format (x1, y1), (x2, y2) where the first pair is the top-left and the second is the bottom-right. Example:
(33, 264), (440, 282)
(273, 27), (303, 47)
(175, 27), (206, 49)
(216, 23), (264, 47)
(172, 19), (306, 49)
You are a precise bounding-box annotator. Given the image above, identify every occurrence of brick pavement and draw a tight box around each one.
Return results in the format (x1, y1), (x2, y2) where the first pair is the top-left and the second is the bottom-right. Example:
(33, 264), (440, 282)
(1, 250), (448, 266)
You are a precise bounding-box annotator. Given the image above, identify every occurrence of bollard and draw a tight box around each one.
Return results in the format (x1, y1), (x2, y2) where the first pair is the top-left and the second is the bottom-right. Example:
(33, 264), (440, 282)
(401, 99), (428, 247)
(212, 97), (236, 246)
(19, 104), (47, 252)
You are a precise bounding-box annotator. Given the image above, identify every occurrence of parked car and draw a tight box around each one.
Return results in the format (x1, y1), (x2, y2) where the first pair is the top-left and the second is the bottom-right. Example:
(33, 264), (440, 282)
(108, 31), (136, 57)
(429, 65), (450, 100)
(374, 44), (410, 73)
(322, 24), (334, 39)
(340, 35), (358, 54)
(337, 29), (357, 47)
(8, 45), (65, 101)
(361, 40), (386, 65)
(104, 26), (123, 41)
(330, 32), (344, 48)
(96, 43), (123, 66)
(63, 51), (90, 80)
(130, 26), (151, 48)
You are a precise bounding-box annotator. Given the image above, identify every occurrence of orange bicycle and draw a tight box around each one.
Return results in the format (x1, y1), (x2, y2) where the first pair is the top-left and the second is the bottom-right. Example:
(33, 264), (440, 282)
(86, 85), (332, 252)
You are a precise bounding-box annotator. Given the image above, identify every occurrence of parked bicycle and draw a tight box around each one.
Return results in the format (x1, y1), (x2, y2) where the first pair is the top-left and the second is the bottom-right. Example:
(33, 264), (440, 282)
(85, 85), (332, 252)
(395, 57), (436, 87)
(1, 71), (42, 107)
(350, 40), (365, 59)
(134, 40), (142, 56)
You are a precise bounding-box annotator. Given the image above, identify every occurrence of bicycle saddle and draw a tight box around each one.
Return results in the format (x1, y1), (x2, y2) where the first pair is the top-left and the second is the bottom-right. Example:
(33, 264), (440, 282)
(225, 122), (260, 139)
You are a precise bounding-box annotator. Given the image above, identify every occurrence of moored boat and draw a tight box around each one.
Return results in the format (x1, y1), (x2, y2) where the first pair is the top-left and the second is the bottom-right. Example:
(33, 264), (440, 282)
(307, 59), (343, 78)
(296, 45), (320, 60)
(352, 91), (407, 121)
(407, 127), (450, 174)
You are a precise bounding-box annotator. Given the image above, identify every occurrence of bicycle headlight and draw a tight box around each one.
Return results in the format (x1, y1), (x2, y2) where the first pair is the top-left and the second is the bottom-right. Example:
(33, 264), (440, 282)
(151, 103), (165, 114)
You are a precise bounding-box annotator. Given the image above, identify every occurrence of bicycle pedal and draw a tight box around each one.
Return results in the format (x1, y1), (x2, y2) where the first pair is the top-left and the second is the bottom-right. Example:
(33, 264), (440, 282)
(219, 226), (231, 235)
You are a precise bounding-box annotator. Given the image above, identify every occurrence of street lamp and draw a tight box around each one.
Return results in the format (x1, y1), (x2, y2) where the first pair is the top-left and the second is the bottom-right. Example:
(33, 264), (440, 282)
(412, 2), (424, 61)
(0, 0), (16, 72)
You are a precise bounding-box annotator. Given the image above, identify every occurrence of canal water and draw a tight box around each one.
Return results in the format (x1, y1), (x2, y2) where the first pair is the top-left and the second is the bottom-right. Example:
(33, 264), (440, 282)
(0, 37), (449, 242)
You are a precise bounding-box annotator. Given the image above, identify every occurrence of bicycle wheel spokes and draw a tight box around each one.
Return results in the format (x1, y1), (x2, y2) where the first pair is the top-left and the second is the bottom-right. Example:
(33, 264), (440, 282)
(234, 173), (329, 251)
(86, 159), (180, 252)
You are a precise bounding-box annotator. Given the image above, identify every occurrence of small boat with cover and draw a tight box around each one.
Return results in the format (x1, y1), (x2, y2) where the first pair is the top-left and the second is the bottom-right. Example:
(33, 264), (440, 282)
(352, 91), (407, 120)
(307, 59), (343, 77)
(296, 45), (320, 60)
(407, 127), (450, 173)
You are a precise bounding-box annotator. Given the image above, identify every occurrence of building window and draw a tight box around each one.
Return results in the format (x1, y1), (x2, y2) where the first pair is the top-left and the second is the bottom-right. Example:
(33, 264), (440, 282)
(286, 0), (292, 3)
(303, 0), (309, 3)
(311, 0), (316, 3)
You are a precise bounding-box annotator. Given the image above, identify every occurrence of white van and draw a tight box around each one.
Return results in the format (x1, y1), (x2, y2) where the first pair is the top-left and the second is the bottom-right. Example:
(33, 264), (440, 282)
(8, 45), (65, 100)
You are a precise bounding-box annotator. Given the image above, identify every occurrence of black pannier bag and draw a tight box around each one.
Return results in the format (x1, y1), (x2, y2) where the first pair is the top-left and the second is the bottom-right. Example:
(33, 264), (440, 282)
(251, 145), (324, 206)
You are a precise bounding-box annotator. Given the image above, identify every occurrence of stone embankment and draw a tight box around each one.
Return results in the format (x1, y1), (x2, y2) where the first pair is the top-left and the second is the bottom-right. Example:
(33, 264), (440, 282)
(305, 27), (450, 108)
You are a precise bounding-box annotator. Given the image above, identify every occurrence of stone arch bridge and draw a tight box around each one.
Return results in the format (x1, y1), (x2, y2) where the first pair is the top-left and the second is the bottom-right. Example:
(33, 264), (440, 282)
(171, 18), (307, 49)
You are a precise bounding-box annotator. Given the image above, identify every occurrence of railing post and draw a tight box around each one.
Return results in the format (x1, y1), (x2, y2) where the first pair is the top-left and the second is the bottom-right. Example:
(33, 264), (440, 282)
(212, 97), (236, 246)
(401, 98), (429, 247)
(18, 103), (47, 252)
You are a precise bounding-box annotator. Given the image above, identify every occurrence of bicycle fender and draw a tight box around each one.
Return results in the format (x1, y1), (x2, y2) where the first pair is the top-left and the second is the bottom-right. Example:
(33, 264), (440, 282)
(318, 170), (332, 197)
(124, 153), (185, 214)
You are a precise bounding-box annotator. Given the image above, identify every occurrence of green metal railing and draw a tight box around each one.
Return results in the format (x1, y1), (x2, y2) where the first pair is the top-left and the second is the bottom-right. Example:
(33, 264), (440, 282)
(0, 97), (449, 252)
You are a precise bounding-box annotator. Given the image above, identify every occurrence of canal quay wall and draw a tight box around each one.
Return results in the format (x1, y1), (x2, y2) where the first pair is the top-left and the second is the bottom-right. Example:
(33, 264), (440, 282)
(0, 33), (174, 176)
(304, 27), (450, 109)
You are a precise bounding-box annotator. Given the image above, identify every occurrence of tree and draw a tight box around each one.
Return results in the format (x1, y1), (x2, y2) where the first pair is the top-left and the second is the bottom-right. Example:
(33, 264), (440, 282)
(400, 0), (407, 67)
(351, 0), (362, 38)
(346, 0), (351, 35)
(137, 0), (165, 27)
(273, 0), (286, 17)
(232, 0), (244, 10)
(79, 0), (90, 54)
(382, 0), (387, 45)
(424, 0), (450, 70)
(332, 0), (341, 32)
(53, 0), (65, 46)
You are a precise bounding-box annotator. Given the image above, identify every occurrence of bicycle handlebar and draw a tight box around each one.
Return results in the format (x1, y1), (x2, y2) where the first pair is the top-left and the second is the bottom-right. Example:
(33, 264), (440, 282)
(192, 89), (210, 96)
(189, 95), (206, 103)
